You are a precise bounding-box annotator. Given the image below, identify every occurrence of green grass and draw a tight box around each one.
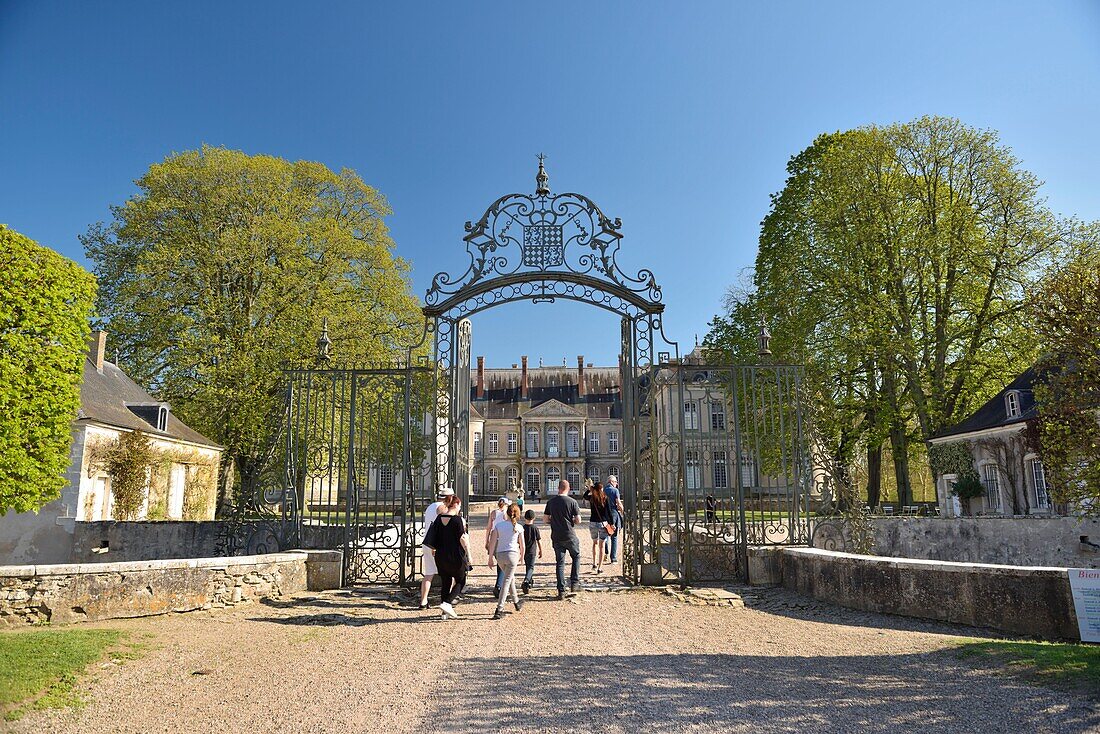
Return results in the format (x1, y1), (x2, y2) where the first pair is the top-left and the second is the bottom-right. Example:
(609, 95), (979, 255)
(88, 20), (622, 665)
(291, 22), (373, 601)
(706, 510), (789, 522)
(0, 628), (133, 720)
(955, 639), (1100, 691)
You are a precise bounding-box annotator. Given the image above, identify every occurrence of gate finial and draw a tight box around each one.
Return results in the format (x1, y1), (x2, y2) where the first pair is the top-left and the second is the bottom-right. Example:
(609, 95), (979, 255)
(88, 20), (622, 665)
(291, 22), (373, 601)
(535, 153), (550, 196)
(757, 317), (772, 358)
(316, 317), (332, 362)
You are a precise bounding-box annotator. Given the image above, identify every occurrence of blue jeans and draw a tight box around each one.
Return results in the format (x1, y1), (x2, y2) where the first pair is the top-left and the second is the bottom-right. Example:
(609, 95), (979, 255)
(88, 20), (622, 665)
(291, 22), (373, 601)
(553, 539), (580, 592)
(523, 552), (536, 585)
(495, 566), (503, 591)
(606, 511), (623, 561)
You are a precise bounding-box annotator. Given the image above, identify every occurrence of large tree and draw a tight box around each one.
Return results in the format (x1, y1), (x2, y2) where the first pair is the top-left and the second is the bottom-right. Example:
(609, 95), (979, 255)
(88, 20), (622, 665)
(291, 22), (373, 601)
(0, 226), (96, 514)
(1030, 233), (1100, 510)
(83, 146), (423, 507)
(708, 117), (1065, 505)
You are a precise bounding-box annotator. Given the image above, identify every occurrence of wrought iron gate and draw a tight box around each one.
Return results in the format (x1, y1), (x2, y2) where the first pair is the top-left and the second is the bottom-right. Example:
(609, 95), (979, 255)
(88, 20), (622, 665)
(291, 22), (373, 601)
(283, 364), (433, 585)
(625, 358), (812, 584)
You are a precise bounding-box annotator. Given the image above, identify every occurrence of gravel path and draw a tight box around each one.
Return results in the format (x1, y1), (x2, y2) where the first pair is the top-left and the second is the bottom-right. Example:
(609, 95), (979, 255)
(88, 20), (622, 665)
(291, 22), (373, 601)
(11, 512), (1100, 734)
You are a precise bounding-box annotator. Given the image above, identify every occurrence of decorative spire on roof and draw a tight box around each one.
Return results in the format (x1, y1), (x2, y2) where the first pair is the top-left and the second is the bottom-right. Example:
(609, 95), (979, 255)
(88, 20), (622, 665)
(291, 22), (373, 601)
(535, 153), (550, 196)
(757, 317), (772, 358)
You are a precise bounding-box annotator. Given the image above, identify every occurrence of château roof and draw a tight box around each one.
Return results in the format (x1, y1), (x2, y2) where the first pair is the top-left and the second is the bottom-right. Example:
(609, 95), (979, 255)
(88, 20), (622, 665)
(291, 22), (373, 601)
(931, 367), (1038, 441)
(472, 366), (622, 420)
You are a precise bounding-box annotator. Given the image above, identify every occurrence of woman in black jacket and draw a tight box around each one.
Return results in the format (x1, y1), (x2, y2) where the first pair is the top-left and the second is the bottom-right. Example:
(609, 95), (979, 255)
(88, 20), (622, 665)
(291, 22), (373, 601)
(422, 494), (469, 620)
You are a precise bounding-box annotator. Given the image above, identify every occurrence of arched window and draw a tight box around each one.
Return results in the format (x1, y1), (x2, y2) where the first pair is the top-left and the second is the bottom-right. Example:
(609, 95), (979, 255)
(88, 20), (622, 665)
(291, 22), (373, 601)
(525, 426), (540, 456)
(587, 465), (602, 481)
(471, 470), (480, 493)
(506, 466), (519, 492)
(526, 466), (540, 495)
(488, 467), (499, 494)
(607, 466), (619, 482)
(546, 466), (561, 494)
(1005, 391), (1020, 418)
(567, 465), (581, 489)
(546, 426), (560, 457)
(566, 426), (580, 456)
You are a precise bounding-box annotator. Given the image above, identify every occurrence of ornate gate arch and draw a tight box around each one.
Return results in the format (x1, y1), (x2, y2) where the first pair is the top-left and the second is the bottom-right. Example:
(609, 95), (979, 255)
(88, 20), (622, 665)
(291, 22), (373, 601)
(417, 158), (680, 584)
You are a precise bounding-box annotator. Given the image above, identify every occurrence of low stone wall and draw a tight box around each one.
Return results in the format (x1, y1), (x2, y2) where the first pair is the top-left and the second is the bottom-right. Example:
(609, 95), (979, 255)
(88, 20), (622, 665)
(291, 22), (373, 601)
(0, 552), (309, 627)
(780, 547), (1079, 640)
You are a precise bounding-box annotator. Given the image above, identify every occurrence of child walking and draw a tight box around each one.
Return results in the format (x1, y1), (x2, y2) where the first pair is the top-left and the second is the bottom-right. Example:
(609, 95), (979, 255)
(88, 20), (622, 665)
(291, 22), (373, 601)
(521, 509), (542, 594)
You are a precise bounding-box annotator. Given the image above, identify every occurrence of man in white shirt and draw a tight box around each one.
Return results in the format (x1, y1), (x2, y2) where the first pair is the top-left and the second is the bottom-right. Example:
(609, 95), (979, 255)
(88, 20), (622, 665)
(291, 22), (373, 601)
(419, 487), (454, 609)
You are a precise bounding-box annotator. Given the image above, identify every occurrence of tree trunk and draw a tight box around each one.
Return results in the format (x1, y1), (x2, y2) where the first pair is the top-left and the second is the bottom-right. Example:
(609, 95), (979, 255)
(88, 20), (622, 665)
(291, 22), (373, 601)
(867, 442), (882, 509)
(890, 425), (912, 507)
(216, 451), (237, 518)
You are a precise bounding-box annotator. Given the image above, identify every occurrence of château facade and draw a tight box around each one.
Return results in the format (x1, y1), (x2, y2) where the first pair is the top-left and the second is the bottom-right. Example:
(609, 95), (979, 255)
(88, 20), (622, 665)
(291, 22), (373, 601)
(468, 356), (623, 498)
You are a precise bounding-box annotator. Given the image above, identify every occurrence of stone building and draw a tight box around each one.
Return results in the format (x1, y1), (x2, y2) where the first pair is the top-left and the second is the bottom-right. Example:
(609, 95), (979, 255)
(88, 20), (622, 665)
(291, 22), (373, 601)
(929, 367), (1065, 517)
(468, 356), (623, 498)
(0, 331), (223, 564)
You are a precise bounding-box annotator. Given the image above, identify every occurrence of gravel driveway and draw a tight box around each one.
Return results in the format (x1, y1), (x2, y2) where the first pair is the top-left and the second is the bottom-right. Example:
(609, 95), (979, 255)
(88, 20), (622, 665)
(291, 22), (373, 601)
(12, 512), (1100, 734)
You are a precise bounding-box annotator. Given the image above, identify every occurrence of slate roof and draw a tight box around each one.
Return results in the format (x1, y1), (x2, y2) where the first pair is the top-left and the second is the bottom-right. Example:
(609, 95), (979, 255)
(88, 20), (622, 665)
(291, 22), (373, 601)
(77, 357), (222, 449)
(932, 367), (1038, 440)
(471, 366), (622, 420)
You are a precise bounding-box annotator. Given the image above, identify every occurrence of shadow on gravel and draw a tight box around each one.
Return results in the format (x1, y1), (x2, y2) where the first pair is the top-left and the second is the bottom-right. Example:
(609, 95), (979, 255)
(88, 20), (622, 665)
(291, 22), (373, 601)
(245, 613), (374, 627)
(429, 652), (1100, 733)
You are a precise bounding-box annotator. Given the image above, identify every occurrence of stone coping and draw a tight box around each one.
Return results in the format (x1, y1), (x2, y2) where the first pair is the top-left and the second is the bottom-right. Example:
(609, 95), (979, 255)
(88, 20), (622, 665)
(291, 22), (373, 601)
(0, 551), (308, 579)
(783, 546), (1069, 575)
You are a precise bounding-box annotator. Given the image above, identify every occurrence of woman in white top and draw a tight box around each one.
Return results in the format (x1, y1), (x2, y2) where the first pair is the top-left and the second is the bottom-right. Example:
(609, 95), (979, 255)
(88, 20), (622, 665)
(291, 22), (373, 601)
(487, 502), (524, 619)
(486, 496), (510, 594)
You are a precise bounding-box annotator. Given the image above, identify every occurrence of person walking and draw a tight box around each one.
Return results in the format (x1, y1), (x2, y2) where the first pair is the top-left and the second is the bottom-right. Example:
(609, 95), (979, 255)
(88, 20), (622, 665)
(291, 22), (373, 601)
(487, 502), (524, 619)
(485, 496), (511, 595)
(543, 479), (582, 599)
(705, 492), (718, 524)
(520, 509), (542, 594)
(605, 475), (626, 563)
(582, 481), (612, 574)
(422, 494), (468, 620)
(418, 487), (454, 609)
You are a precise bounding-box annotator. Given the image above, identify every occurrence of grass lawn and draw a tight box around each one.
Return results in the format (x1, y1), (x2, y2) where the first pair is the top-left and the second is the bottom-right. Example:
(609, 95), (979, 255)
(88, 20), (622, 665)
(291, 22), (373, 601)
(0, 627), (135, 721)
(707, 510), (790, 522)
(955, 639), (1100, 692)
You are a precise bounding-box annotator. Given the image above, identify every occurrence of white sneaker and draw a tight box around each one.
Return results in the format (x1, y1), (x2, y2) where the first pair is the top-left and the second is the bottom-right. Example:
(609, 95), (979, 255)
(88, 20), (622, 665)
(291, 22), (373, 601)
(439, 601), (459, 619)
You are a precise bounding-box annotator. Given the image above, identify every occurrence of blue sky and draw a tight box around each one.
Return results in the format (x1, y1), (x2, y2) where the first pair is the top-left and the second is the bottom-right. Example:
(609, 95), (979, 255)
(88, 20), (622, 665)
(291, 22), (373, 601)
(3, 1), (1099, 367)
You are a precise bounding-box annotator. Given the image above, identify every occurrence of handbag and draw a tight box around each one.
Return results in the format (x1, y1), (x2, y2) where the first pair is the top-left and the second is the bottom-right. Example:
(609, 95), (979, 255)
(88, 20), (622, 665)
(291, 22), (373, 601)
(603, 521), (616, 536)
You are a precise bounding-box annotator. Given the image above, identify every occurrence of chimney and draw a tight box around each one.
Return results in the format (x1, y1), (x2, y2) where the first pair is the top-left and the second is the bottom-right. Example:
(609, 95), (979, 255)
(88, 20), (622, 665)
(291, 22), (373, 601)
(520, 355), (529, 400)
(476, 356), (485, 398)
(577, 355), (586, 397)
(88, 330), (107, 372)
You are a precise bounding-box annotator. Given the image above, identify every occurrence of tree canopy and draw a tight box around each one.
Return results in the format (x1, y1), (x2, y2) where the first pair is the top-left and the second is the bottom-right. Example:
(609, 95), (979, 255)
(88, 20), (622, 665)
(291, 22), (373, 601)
(707, 117), (1066, 506)
(1030, 234), (1100, 509)
(83, 146), (424, 504)
(0, 225), (96, 514)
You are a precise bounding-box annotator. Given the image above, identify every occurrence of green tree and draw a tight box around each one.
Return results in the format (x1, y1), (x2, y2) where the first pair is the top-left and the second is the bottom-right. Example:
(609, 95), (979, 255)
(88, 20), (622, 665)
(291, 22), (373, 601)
(708, 117), (1064, 506)
(1031, 234), (1100, 510)
(0, 226), (96, 514)
(83, 146), (424, 508)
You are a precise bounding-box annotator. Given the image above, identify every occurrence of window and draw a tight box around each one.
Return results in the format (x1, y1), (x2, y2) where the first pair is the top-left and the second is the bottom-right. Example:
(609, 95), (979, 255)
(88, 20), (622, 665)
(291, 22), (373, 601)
(471, 471), (480, 493)
(566, 426), (580, 456)
(547, 426), (560, 457)
(157, 406), (169, 432)
(567, 465), (581, 489)
(608, 465), (619, 482)
(378, 465), (394, 494)
(685, 450), (700, 489)
(1030, 459), (1051, 510)
(713, 451), (728, 489)
(168, 464), (186, 519)
(608, 431), (619, 454)
(1005, 391), (1020, 418)
(526, 467), (540, 495)
(526, 426), (540, 456)
(981, 464), (1002, 510)
(740, 453), (756, 488)
(684, 402), (699, 430)
(506, 466), (519, 492)
(547, 466), (561, 494)
(710, 401), (726, 431)
(488, 467), (499, 494)
(507, 432), (518, 455)
(588, 431), (600, 454)
(587, 465), (602, 481)
(473, 431), (482, 457)
(487, 432), (499, 455)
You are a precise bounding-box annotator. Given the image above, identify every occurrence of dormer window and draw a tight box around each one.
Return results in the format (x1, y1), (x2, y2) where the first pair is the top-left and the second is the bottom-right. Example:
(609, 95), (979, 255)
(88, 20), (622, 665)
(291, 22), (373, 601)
(1005, 390), (1020, 418)
(127, 402), (170, 431)
(157, 406), (168, 431)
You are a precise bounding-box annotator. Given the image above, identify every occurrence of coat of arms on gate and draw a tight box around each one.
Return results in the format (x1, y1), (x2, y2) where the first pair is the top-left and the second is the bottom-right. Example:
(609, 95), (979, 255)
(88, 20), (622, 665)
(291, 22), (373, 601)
(522, 224), (564, 268)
